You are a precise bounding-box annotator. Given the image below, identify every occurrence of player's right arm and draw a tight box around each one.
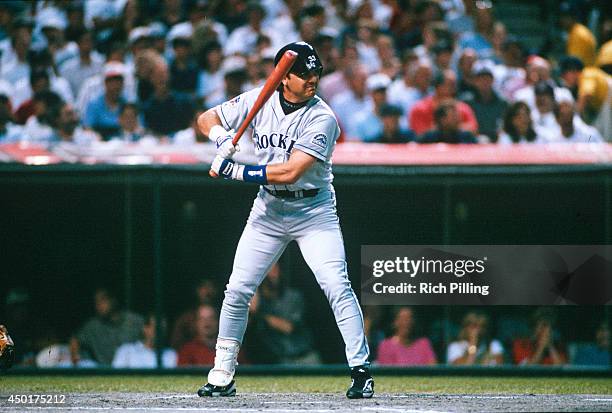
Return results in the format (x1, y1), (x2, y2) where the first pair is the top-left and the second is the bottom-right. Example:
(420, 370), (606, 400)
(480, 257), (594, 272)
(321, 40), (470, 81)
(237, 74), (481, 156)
(197, 108), (222, 138)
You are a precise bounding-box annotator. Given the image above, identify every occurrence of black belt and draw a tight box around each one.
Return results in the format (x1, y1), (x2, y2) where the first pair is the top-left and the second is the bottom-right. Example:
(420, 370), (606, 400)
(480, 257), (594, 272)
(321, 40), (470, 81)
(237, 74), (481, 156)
(263, 187), (319, 199)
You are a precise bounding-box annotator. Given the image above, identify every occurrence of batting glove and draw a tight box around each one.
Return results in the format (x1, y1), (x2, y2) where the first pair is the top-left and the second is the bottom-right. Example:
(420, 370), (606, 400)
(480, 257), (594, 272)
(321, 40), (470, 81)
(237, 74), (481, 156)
(211, 155), (244, 180)
(210, 125), (239, 159)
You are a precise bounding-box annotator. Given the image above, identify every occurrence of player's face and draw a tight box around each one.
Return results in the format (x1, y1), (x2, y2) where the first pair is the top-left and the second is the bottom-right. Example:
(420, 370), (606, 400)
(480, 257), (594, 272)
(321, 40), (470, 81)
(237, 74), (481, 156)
(283, 69), (322, 103)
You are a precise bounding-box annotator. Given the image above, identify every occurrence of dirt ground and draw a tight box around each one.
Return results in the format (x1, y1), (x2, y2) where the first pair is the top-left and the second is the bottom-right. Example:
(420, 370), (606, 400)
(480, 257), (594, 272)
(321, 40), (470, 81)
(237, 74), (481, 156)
(2, 392), (612, 412)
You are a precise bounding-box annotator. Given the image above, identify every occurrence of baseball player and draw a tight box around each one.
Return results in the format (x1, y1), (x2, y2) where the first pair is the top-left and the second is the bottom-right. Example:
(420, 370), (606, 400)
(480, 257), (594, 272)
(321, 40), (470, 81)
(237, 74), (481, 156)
(196, 42), (373, 399)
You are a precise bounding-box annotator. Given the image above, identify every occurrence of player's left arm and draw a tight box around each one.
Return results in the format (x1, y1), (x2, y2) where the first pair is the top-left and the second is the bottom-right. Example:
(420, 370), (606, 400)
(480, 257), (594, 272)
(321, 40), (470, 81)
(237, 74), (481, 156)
(209, 149), (316, 185)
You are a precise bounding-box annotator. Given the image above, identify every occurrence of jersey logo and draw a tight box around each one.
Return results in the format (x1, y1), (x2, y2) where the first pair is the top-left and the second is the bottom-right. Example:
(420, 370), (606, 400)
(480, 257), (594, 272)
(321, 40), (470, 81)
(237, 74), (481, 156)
(254, 132), (288, 150)
(311, 133), (327, 149)
(247, 170), (263, 177)
(228, 96), (241, 106)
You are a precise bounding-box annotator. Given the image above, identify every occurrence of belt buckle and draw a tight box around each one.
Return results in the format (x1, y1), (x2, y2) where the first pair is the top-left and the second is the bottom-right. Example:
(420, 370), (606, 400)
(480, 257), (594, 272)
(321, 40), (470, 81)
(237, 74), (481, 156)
(296, 190), (303, 198)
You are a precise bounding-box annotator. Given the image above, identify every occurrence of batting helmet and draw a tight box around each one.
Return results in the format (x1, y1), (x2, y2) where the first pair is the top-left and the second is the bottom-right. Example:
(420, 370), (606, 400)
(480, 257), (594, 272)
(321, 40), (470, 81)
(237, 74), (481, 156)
(274, 41), (323, 78)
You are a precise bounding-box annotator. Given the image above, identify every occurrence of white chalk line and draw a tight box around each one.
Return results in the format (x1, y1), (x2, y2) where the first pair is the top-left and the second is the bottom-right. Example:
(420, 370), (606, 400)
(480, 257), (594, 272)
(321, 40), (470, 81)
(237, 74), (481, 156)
(2, 408), (338, 413)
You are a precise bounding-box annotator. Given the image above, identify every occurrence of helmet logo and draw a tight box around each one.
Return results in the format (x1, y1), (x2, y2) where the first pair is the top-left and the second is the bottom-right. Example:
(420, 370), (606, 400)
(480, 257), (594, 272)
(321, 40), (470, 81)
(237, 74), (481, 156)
(305, 55), (317, 70)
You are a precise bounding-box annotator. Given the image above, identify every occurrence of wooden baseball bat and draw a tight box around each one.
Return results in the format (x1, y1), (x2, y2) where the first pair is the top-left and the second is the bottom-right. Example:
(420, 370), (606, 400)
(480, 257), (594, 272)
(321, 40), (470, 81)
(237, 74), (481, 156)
(231, 50), (298, 146)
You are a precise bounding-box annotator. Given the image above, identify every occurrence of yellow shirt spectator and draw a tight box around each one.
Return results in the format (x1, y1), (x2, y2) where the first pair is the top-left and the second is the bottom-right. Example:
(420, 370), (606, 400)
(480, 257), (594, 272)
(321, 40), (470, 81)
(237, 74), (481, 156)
(595, 40), (612, 68)
(567, 23), (597, 67)
(579, 67), (609, 111)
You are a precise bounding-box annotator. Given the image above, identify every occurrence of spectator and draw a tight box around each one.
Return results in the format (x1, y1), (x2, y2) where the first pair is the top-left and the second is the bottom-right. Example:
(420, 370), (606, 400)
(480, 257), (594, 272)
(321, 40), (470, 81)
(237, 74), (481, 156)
(64, 2), (87, 44)
(558, 55), (584, 100)
(495, 36), (527, 100)
(354, 73), (392, 142)
(558, 2), (597, 67)
(0, 17), (33, 84)
(371, 104), (415, 143)
(554, 99), (603, 143)
(376, 307), (437, 366)
(456, 48), (478, 97)
(11, 48), (74, 109)
(112, 313), (177, 368)
(173, 110), (209, 145)
(512, 308), (567, 365)
(196, 41), (225, 108)
(447, 312), (504, 365)
(83, 62), (127, 139)
(490, 21), (508, 64)
(170, 278), (220, 351)
(319, 41), (359, 102)
(224, 3), (281, 56)
(35, 326), (72, 368)
(218, 58), (249, 104)
(22, 90), (63, 144)
(70, 288), (144, 366)
(531, 81), (559, 134)
(409, 70), (478, 135)
(109, 102), (145, 142)
(572, 322), (610, 366)
(431, 40), (454, 73)
(177, 305), (218, 366)
(577, 54), (612, 140)
(59, 29), (104, 97)
(387, 57), (433, 129)
(14, 69), (51, 124)
(458, 0), (496, 61)
(513, 57), (572, 113)
(414, 21), (452, 61)
(55, 103), (100, 145)
(142, 58), (195, 137)
(247, 263), (320, 364)
(168, 28), (199, 95)
(354, 18), (381, 73)
(330, 64), (370, 140)
(461, 64), (507, 142)
(38, 11), (77, 68)
(186, 0), (228, 46)
(419, 101), (478, 144)
(0, 94), (24, 142)
(375, 33), (400, 80)
(498, 101), (549, 144)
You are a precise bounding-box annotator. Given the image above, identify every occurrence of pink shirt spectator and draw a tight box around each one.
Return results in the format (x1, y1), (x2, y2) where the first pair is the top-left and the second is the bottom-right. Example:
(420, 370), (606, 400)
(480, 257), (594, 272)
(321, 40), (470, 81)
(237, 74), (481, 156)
(376, 337), (437, 365)
(409, 96), (478, 135)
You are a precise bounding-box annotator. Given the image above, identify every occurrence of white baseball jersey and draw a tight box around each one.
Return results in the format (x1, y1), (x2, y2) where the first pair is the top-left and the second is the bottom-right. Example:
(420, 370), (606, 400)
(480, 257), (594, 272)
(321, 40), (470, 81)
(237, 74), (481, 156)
(216, 87), (340, 191)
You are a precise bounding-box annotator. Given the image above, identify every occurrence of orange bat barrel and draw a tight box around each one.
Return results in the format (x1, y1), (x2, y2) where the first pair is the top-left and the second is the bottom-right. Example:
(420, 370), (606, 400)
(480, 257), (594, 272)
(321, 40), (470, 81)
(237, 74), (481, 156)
(231, 50), (298, 146)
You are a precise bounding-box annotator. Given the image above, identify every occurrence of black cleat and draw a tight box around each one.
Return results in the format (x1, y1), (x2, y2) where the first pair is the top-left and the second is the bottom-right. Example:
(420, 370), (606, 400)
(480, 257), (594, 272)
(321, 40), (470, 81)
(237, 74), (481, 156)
(197, 380), (236, 397)
(346, 365), (374, 399)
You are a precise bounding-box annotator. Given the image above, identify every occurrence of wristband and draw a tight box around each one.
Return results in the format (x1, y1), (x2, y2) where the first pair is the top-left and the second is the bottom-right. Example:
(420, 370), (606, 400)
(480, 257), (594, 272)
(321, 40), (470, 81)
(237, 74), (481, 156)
(242, 165), (268, 185)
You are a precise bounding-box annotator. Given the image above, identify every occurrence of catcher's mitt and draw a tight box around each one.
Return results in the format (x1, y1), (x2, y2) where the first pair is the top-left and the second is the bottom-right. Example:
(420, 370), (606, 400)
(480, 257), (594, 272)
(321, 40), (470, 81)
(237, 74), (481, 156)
(0, 324), (15, 370)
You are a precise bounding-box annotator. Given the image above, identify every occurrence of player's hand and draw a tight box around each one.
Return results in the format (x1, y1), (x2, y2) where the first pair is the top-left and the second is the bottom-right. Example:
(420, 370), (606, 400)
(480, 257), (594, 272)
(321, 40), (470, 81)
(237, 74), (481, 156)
(211, 155), (240, 180)
(213, 127), (240, 159)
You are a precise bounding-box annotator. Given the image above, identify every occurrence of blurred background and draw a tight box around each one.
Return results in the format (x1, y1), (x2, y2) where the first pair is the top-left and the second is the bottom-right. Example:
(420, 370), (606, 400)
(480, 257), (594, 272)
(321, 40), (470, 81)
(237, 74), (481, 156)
(0, 0), (610, 371)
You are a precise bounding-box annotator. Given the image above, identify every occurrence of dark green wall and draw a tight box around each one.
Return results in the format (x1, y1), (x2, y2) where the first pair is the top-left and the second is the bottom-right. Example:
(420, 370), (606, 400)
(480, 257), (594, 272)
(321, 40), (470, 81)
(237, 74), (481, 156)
(0, 164), (610, 362)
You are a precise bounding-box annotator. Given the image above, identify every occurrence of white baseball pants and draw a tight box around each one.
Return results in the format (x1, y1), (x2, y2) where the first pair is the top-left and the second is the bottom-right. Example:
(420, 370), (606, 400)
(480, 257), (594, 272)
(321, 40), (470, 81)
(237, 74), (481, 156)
(217, 187), (370, 367)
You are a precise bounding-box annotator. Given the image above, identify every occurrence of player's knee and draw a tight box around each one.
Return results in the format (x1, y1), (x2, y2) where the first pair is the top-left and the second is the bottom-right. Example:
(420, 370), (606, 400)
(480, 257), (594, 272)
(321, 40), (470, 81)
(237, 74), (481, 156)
(223, 284), (255, 309)
(314, 264), (354, 305)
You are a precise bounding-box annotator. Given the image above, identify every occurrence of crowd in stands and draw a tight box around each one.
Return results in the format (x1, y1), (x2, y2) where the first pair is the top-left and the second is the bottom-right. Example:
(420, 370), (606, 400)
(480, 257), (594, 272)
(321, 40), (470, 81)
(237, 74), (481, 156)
(2, 267), (610, 369)
(0, 0), (610, 149)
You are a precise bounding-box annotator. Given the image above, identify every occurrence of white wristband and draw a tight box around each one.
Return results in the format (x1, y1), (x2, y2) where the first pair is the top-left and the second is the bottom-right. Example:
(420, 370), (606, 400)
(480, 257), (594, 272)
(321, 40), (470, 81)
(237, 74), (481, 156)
(233, 164), (245, 181)
(209, 124), (227, 142)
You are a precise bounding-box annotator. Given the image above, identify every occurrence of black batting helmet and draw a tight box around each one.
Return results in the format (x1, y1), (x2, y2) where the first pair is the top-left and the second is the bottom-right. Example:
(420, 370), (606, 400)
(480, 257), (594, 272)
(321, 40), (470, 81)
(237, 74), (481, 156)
(274, 41), (323, 78)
